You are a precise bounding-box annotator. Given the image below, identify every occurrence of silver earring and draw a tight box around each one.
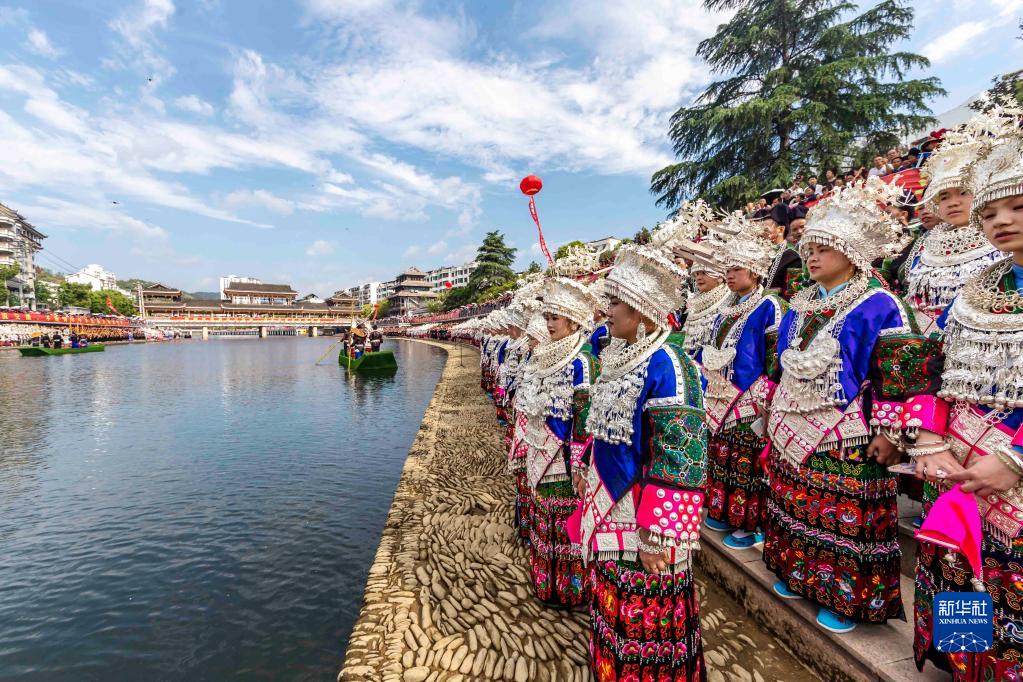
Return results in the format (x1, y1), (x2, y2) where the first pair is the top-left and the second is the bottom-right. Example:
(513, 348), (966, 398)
(637, 322), (647, 341)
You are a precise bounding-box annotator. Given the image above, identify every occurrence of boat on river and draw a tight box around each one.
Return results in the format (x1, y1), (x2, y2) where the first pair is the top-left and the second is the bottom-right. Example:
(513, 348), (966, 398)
(339, 349), (398, 373)
(18, 345), (106, 357)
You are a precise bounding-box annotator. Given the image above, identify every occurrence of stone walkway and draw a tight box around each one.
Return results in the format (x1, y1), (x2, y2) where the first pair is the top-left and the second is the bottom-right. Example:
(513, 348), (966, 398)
(339, 340), (813, 682)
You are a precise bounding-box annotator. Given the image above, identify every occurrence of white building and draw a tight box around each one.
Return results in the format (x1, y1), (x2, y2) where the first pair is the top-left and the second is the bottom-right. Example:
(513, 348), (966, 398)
(426, 261), (477, 293)
(0, 203), (45, 308)
(344, 282), (382, 307)
(67, 263), (117, 291)
(219, 275), (261, 300)
(586, 237), (621, 253)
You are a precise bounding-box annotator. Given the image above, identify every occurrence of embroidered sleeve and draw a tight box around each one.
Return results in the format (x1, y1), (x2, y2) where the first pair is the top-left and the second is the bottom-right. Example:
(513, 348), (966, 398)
(868, 293), (941, 439)
(570, 354), (595, 470)
(869, 293), (930, 397)
(645, 405), (708, 490)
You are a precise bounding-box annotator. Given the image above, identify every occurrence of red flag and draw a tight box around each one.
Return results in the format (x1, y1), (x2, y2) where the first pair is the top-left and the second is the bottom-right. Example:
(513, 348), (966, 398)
(105, 296), (122, 316)
(880, 168), (924, 201)
(371, 303), (380, 321)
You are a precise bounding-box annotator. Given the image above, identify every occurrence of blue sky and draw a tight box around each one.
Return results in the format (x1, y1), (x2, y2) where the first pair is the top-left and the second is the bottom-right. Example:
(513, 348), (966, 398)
(0, 0), (1020, 295)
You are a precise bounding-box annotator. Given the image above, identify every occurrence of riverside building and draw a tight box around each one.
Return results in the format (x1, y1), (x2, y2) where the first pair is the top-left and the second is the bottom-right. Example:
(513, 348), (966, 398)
(0, 203), (45, 309)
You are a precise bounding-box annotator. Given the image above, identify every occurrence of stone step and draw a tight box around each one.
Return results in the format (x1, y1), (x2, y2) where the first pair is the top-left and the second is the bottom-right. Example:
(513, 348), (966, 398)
(696, 519), (949, 682)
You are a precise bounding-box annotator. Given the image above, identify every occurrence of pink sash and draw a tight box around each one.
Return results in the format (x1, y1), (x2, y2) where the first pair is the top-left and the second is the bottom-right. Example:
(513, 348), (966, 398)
(945, 405), (1023, 542)
(916, 484), (985, 589)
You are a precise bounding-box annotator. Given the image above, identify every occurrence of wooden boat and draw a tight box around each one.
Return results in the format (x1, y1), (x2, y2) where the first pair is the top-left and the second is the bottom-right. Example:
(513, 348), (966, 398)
(339, 349), (398, 372)
(18, 344), (106, 357)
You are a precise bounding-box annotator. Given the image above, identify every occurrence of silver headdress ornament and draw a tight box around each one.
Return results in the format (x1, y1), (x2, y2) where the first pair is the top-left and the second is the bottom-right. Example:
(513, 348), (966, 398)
(922, 102), (1021, 205)
(966, 126), (1023, 231)
(586, 279), (610, 314)
(525, 311), (550, 344)
(799, 177), (906, 270)
(709, 211), (776, 277)
(603, 243), (689, 329)
(503, 297), (542, 330)
(650, 199), (717, 251)
(540, 276), (600, 327)
(552, 244), (601, 278)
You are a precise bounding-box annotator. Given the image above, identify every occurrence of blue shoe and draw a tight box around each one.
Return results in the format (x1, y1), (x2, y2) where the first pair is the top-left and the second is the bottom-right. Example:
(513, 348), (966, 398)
(912, 515), (923, 529)
(816, 608), (856, 634)
(497, 419), (508, 427)
(723, 532), (757, 549)
(772, 581), (801, 600)
(704, 518), (732, 532)
(753, 531), (765, 547)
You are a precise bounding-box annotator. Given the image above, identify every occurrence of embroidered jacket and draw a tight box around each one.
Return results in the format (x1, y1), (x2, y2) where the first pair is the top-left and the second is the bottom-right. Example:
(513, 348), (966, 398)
(513, 334), (596, 489)
(588, 322), (610, 358)
(765, 245), (809, 301)
(904, 260), (1023, 542)
(580, 336), (708, 566)
(697, 291), (786, 434)
(766, 278), (932, 467)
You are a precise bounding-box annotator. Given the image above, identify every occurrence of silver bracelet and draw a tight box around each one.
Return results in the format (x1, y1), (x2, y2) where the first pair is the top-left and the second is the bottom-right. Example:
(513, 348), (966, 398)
(906, 443), (947, 459)
(637, 539), (668, 555)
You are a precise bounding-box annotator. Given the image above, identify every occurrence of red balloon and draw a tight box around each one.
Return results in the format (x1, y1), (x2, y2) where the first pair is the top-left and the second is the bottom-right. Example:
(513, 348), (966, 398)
(444, 281), (453, 289)
(520, 175), (543, 196)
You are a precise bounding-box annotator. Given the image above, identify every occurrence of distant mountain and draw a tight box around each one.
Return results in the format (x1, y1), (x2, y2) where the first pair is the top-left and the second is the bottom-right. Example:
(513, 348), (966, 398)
(185, 291), (222, 301)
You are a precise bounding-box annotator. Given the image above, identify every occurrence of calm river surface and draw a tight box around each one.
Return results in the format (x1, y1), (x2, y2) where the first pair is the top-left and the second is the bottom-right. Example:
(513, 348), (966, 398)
(0, 338), (446, 681)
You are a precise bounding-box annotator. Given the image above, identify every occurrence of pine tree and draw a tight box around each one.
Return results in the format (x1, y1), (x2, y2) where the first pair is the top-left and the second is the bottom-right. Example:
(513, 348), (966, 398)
(651, 0), (944, 210)
(468, 231), (517, 298)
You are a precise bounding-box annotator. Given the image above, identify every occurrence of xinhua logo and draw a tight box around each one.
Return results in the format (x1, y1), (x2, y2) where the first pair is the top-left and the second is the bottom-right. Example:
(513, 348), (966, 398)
(933, 592), (993, 653)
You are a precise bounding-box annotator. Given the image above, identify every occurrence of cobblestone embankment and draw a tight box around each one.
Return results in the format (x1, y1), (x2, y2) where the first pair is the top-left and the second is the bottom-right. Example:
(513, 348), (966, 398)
(339, 340), (813, 682)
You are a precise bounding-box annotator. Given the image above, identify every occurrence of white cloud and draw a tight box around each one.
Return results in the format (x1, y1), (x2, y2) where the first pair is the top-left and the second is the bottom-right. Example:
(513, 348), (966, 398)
(109, 0), (174, 49)
(0, 7), (28, 26)
(922, 21), (992, 65)
(19, 198), (168, 239)
(304, 0), (717, 179)
(305, 239), (336, 257)
(426, 240), (448, 255)
(223, 189), (294, 215)
(174, 95), (215, 116)
(402, 245), (421, 258)
(107, 0), (176, 81)
(25, 29), (61, 58)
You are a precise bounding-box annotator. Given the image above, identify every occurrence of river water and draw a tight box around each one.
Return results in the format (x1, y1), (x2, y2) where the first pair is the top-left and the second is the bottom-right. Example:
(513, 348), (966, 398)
(0, 338), (447, 681)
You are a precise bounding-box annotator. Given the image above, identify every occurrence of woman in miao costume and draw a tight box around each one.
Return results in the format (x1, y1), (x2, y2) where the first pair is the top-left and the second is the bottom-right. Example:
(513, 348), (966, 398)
(909, 128), (1023, 680)
(904, 111), (1006, 336)
(577, 243), (708, 681)
(678, 253), (729, 360)
(507, 302), (547, 545)
(762, 178), (931, 634)
(492, 310), (516, 426)
(698, 213), (787, 550)
(479, 316), (499, 396)
(653, 200), (729, 359)
(515, 276), (599, 607)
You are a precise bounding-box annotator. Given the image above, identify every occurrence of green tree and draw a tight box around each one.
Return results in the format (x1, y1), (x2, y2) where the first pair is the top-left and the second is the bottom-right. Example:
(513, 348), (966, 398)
(35, 283), (55, 309)
(0, 263), (20, 306)
(651, 0), (944, 210)
(525, 261), (542, 275)
(441, 285), (474, 311)
(58, 281), (92, 308)
(468, 231), (516, 300)
(555, 240), (586, 260)
(633, 227), (652, 245)
(89, 289), (137, 316)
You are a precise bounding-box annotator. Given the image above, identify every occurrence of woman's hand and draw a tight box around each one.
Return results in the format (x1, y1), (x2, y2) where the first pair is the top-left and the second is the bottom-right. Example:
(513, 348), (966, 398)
(637, 530), (669, 575)
(947, 454), (1021, 498)
(572, 471), (586, 499)
(867, 433), (901, 466)
(913, 449), (966, 482)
